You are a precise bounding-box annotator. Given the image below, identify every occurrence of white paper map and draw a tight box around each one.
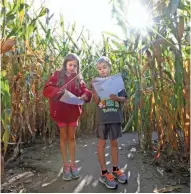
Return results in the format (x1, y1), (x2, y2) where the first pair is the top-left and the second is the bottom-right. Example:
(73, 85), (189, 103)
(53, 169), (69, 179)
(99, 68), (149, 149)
(92, 73), (125, 99)
(60, 90), (84, 105)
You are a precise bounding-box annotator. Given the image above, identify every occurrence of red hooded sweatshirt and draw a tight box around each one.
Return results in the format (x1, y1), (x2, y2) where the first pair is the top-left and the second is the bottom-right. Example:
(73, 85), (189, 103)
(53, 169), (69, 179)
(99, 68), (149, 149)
(43, 71), (92, 123)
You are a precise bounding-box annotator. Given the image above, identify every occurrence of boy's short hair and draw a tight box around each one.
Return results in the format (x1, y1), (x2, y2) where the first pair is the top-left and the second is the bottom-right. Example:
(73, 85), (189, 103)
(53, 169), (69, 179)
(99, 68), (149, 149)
(96, 56), (111, 68)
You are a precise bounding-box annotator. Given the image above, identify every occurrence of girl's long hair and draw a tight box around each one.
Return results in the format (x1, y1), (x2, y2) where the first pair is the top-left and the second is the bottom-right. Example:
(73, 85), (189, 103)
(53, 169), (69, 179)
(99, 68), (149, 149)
(57, 53), (82, 88)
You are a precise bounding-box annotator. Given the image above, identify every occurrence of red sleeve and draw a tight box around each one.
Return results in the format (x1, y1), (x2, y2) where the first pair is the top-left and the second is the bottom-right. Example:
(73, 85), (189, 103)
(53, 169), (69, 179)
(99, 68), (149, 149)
(80, 80), (92, 103)
(43, 72), (61, 99)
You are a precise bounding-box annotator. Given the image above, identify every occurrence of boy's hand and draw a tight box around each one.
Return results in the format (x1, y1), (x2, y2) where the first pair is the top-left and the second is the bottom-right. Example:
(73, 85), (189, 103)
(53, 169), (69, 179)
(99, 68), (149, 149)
(110, 94), (126, 103)
(93, 90), (99, 99)
(79, 94), (88, 101)
(92, 90), (100, 104)
(110, 94), (119, 101)
(90, 78), (98, 89)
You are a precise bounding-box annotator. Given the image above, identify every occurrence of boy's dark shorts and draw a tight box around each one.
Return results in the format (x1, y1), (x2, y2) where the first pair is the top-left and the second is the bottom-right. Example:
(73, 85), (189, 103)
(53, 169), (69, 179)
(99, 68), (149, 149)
(96, 123), (122, 140)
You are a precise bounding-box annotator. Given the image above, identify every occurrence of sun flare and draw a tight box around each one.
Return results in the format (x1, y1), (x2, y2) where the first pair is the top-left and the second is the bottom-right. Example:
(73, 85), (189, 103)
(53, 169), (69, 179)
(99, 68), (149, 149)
(127, 1), (151, 28)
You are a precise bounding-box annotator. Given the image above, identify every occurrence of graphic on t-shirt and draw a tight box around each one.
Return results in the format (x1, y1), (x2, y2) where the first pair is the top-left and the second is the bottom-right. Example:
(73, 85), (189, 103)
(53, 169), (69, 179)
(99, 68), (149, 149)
(99, 99), (120, 113)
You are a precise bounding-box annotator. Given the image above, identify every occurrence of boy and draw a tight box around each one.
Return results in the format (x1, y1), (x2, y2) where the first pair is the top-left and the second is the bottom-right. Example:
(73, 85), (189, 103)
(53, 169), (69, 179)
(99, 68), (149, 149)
(92, 56), (128, 189)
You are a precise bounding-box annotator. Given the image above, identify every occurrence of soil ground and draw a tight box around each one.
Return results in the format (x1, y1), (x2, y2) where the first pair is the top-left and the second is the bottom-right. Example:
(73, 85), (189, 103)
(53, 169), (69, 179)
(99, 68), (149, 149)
(1, 132), (190, 193)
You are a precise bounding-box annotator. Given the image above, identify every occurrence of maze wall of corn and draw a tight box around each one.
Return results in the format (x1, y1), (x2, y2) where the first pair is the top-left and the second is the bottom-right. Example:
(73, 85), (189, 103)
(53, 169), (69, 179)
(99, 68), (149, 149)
(1, 0), (190, 174)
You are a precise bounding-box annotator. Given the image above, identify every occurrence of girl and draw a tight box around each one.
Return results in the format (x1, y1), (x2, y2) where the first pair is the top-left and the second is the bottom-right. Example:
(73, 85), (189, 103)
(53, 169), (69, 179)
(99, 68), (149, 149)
(43, 53), (92, 181)
(92, 56), (128, 189)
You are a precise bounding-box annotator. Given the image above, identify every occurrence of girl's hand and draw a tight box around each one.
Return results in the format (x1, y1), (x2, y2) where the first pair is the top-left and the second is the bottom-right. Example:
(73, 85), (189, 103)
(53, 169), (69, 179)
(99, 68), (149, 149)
(79, 94), (88, 101)
(110, 94), (119, 101)
(57, 88), (65, 95)
(52, 88), (65, 101)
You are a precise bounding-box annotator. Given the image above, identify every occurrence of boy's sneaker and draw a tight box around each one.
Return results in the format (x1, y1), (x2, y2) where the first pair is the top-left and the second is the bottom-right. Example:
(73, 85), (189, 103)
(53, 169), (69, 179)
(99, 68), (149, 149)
(99, 172), (118, 189)
(70, 163), (80, 178)
(112, 169), (128, 184)
(63, 164), (72, 181)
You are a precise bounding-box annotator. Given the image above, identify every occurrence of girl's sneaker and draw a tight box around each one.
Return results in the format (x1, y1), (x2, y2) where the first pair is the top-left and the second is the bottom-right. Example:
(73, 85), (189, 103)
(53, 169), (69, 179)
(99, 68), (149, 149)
(112, 169), (128, 184)
(63, 164), (72, 181)
(99, 172), (118, 189)
(70, 163), (80, 178)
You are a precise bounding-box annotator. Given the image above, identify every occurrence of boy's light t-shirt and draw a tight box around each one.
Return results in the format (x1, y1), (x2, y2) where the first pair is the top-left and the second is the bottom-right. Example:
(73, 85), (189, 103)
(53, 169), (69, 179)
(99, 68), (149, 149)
(95, 89), (127, 124)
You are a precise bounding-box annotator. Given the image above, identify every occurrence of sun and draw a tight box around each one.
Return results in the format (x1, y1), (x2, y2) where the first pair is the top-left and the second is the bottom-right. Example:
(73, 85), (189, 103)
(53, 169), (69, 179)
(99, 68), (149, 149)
(127, 1), (151, 28)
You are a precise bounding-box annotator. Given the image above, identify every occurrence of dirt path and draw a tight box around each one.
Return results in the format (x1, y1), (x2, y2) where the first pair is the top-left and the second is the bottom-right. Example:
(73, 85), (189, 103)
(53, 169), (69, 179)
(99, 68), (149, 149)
(1, 132), (190, 193)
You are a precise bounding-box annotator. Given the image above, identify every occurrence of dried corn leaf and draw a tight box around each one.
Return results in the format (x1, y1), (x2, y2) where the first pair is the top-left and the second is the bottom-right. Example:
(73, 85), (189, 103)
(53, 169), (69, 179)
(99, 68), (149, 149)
(153, 185), (184, 193)
(178, 16), (184, 40)
(0, 39), (16, 54)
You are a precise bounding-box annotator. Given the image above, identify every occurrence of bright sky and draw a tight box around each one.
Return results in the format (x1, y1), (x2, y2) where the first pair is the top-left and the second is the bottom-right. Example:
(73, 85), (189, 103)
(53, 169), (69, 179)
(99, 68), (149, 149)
(32, 0), (124, 41)
(31, 0), (153, 43)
